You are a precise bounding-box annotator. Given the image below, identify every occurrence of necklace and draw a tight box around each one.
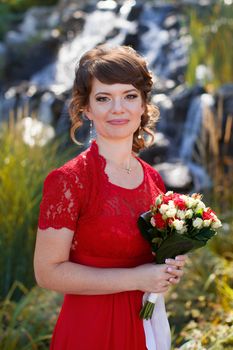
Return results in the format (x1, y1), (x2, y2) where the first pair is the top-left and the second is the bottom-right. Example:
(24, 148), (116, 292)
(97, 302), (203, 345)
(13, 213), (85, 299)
(107, 157), (134, 174)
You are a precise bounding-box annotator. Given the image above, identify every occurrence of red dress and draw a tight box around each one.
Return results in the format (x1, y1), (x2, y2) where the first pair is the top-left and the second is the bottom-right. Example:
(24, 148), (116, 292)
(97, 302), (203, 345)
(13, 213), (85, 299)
(38, 140), (165, 350)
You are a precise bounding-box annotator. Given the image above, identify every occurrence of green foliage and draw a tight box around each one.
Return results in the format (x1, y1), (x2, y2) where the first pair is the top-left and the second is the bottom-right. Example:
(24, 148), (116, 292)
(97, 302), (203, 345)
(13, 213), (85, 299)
(168, 214), (233, 349)
(0, 0), (58, 39)
(185, 2), (233, 88)
(0, 120), (70, 300)
(0, 0), (58, 13)
(0, 282), (61, 350)
(0, 3), (18, 40)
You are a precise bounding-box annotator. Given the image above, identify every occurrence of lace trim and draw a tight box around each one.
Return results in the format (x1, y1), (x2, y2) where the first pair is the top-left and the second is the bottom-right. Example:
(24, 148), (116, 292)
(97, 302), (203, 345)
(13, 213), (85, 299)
(90, 140), (146, 191)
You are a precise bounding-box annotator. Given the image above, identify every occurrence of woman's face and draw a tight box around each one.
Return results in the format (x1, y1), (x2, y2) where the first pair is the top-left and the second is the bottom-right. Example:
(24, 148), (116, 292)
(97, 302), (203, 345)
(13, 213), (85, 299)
(84, 78), (145, 143)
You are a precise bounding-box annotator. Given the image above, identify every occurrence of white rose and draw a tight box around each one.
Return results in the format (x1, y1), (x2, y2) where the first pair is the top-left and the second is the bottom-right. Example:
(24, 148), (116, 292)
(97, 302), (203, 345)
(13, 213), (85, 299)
(211, 219), (222, 229)
(159, 204), (169, 214)
(193, 217), (203, 229)
(177, 210), (186, 219)
(173, 219), (185, 231)
(165, 191), (173, 196)
(195, 200), (206, 211)
(186, 197), (197, 208)
(185, 209), (193, 219)
(203, 219), (211, 227)
(168, 200), (175, 209)
(180, 194), (188, 201)
(150, 217), (156, 227)
(180, 227), (188, 234)
(166, 208), (177, 218)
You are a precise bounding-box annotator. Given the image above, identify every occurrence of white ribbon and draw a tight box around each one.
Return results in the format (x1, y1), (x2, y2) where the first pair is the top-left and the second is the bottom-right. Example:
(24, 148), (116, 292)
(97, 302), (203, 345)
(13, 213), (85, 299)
(142, 293), (171, 350)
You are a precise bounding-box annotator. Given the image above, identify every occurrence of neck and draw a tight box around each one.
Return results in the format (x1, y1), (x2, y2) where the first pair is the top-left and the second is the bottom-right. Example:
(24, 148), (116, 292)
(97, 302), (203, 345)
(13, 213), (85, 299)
(95, 136), (133, 168)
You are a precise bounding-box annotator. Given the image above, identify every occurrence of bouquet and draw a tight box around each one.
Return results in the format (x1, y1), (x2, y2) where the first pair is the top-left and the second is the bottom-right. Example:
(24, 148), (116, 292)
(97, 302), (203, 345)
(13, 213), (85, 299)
(138, 191), (222, 320)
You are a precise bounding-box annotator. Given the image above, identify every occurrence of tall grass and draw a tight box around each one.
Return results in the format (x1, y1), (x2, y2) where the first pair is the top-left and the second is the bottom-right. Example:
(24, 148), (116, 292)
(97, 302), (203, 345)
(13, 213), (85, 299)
(0, 282), (61, 350)
(185, 2), (233, 88)
(0, 119), (71, 300)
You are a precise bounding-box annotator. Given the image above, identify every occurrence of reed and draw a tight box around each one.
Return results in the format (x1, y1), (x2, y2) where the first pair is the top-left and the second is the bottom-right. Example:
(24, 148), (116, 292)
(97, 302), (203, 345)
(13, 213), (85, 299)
(0, 282), (61, 350)
(0, 117), (70, 300)
(185, 3), (233, 88)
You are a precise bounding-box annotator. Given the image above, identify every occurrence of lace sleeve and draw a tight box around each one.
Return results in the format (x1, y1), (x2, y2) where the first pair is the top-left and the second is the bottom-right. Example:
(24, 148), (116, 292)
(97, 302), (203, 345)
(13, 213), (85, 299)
(38, 168), (82, 231)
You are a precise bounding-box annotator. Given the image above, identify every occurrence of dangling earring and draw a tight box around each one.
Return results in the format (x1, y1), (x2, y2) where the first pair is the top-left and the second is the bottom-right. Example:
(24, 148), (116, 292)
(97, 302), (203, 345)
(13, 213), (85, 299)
(138, 126), (143, 139)
(89, 120), (94, 143)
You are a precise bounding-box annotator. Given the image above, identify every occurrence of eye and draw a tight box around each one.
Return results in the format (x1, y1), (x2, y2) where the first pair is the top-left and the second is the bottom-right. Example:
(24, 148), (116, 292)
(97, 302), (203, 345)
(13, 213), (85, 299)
(96, 96), (110, 102)
(125, 94), (138, 100)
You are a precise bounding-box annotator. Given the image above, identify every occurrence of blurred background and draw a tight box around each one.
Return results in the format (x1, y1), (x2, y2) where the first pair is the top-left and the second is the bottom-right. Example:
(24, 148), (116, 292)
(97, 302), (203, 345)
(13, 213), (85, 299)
(0, 0), (232, 349)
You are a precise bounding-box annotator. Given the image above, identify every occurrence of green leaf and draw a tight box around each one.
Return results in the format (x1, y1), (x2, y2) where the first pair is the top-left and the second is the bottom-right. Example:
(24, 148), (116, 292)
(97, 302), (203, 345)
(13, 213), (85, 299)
(155, 233), (195, 264)
(193, 227), (216, 241)
(137, 211), (154, 242)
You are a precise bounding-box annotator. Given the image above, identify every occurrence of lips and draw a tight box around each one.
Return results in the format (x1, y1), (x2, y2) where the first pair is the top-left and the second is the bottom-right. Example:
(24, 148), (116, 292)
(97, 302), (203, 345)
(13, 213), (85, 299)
(107, 119), (129, 125)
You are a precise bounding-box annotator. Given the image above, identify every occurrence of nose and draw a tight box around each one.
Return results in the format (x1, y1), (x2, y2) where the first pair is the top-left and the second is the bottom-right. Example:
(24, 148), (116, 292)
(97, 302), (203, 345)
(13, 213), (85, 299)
(111, 97), (124, 114)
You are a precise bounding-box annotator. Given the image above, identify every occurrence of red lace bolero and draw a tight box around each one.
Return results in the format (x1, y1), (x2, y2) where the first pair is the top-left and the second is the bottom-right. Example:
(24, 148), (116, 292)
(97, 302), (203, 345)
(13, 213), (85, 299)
(38, 141), (166, 266)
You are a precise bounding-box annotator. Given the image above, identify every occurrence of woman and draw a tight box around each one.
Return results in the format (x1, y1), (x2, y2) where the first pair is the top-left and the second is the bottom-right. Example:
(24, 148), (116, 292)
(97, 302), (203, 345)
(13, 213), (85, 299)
(34, 45), (186, 350)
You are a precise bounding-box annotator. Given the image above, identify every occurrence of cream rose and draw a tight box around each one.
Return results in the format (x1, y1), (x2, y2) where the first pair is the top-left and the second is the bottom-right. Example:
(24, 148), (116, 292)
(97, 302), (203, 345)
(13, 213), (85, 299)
(193, 217), (203, 229)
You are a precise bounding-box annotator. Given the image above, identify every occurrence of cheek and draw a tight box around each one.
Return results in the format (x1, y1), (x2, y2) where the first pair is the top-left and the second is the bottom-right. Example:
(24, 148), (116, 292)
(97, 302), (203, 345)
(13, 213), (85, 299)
(129, 102), (144, 116)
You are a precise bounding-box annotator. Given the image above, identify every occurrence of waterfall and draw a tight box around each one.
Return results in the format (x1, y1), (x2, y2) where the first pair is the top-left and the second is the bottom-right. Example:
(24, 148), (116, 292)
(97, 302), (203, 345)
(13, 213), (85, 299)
(30, 3), (137, 91)
(178, 94), (215, 190)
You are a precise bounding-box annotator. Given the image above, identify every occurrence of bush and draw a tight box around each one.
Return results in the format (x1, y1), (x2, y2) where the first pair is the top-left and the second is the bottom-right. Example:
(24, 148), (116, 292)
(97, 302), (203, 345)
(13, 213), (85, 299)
(0, 119), (71, 300)
(0, 0), (58, 39)
(185, 2), (233, 88)
(0, 282), (61, 350)
(0, 0), (58, 13)
(168, 215), (233, 349)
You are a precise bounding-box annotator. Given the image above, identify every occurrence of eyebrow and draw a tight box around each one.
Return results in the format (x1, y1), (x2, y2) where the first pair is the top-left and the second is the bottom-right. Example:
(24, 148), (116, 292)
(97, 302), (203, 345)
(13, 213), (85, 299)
(95, 89), (138, 96)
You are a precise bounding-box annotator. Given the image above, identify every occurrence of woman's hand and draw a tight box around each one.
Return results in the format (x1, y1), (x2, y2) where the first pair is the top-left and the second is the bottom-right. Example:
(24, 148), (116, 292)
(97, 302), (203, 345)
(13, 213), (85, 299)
(134, 263), (172, 294)
(165, 255), (187, 285)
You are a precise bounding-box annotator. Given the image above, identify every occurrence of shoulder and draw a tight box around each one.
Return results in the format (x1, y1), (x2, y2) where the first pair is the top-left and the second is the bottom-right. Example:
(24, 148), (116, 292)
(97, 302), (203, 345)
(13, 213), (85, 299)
(139, 158), (166, 193)
(44, 148), (90, 187)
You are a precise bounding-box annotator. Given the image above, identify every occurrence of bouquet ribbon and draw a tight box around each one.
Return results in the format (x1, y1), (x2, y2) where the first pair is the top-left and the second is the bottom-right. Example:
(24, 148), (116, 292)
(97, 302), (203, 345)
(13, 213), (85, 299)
(143, 293), (171, 350)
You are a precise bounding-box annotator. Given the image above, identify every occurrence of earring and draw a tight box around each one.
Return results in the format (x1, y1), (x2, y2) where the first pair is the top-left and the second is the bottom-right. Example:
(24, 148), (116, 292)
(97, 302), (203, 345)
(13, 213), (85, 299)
(138, 126), (143, 139)
(89, 120), (94, 143)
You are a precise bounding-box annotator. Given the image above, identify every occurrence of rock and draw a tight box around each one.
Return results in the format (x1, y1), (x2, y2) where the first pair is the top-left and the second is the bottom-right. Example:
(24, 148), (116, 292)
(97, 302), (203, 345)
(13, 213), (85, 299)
(61, 12), (85, 38)
(0, 42), (7, 77)
(126, 3), (144, 22)
(38, 92), (55, 125)
(171, 84), (206, 123)
(139, 132), (170, 165)
(123, 33), (140, 48)
(162, 14), (180, 30)
(217, 83), (233, 115)
(152, 93), (175, 138)
(5, 36), (60, 83)
(154, 161), (193, 192)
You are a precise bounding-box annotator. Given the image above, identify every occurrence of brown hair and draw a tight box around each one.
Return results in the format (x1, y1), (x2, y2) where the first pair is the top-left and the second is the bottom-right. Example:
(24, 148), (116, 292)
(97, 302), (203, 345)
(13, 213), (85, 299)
(69, 45), (159, 152)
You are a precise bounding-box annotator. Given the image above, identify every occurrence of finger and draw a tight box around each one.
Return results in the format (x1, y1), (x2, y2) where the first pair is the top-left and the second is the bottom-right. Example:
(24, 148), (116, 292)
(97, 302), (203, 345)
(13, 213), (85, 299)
(166, 259), (185, 268)
(161, 281), (170, 288)
(166, 266), (184, 277)
(169, 277), (180, 284)
(175, 255), (187, 261)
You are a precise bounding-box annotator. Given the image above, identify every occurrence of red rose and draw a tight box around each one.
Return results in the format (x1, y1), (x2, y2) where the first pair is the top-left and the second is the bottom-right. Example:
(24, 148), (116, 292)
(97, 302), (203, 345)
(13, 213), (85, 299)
(203, 208), (217, 221)
(162, 195), (173, 204)
(153, 213), (167, 229)
(173, 197), (187, 210)
(202, 211), (213, 220)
